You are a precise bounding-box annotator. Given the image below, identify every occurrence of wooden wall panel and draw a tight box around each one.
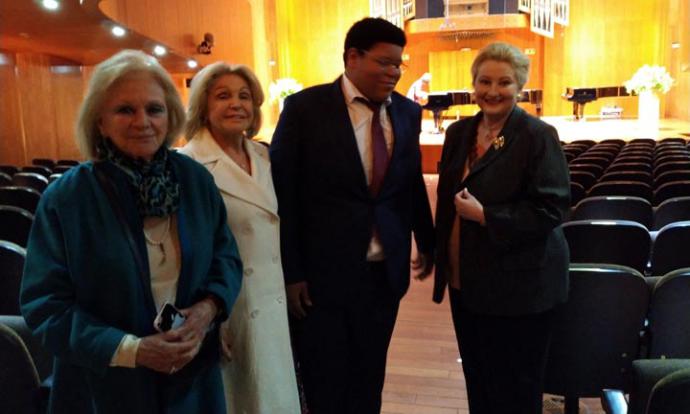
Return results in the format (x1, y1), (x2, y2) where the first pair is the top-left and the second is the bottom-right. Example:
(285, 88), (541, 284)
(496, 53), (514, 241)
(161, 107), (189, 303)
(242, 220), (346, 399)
(275, 0), (370, 88)
(51, 68), (84, 160)
(99, 0), (254, 69)
(664, 0), (689, 121)
(0, 52), (25, 165)
(15, 53), (60, 164)
(543, 0), (667, 118)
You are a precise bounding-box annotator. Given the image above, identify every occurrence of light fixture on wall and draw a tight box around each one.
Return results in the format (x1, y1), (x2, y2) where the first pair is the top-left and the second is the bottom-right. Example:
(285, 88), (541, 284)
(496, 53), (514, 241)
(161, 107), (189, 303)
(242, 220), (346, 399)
(187, 60), (198, 69)
(42, 0), (59, 11)
(197, 33), (214, 55)
(111, 26), (126, 37)
(671, 42), (681, 49)
(153, 45), (166, 56)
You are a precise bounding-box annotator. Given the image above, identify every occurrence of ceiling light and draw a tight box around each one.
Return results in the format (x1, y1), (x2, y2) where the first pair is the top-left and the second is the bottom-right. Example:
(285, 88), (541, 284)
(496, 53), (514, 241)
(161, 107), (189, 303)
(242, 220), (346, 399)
(153, 45), (166, 56)
(671, 42), (681, 49)
(187, 60), (198, 69)
(42, 0), (59, 10)
(111, 26), (126, 37)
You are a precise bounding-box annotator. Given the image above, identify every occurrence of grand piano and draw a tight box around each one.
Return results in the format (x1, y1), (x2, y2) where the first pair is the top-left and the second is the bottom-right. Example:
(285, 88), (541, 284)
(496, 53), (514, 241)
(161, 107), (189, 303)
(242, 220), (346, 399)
(562, 86), (630, 120)
(423, 89), (543, 133)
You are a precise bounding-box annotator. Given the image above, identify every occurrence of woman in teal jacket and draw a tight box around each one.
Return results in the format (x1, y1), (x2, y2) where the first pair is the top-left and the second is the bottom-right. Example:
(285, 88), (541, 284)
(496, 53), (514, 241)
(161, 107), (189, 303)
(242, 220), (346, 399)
(20, 50), (242, 413)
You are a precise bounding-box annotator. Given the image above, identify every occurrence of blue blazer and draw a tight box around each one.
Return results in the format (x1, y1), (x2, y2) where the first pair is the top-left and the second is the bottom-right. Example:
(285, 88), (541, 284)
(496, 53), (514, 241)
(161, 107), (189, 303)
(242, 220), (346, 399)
(270, 77), (435, 303)
(20, 153), (242, 413)
(433, 106), (570, 316)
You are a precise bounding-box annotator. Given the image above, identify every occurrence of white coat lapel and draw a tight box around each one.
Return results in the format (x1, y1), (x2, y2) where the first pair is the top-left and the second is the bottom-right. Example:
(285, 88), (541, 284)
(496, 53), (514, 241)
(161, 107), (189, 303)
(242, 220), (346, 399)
(181, 129), (278, 216)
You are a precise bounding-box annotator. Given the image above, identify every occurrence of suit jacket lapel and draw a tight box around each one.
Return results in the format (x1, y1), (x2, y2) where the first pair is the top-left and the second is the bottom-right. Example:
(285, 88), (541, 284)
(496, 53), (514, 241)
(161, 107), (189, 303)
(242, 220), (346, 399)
(463, 106), (525, 185)
(184, 130), (278, 215)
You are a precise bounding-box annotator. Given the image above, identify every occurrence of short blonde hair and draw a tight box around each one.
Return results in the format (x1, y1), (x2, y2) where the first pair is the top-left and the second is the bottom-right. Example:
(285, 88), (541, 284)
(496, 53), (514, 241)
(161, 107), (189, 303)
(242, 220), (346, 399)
(185, 62), (264, 140)
(75, 50), (185, 160)
(471, 42), (530, 91)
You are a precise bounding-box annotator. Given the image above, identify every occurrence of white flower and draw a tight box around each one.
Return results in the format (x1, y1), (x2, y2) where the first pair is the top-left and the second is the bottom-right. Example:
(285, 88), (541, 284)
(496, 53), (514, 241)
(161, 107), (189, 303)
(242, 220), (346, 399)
(624, 65), (675, 95)
(269, 78), (303, 103)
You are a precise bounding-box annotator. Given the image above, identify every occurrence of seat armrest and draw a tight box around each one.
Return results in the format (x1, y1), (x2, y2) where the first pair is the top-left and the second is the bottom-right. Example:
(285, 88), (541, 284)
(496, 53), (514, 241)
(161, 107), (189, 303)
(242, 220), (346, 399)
(602, 389), (628, 414)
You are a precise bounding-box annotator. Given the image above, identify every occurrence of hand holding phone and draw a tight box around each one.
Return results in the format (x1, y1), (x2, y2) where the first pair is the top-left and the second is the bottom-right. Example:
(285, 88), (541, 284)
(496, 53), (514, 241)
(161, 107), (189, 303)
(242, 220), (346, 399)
(154, 302), (186, 332)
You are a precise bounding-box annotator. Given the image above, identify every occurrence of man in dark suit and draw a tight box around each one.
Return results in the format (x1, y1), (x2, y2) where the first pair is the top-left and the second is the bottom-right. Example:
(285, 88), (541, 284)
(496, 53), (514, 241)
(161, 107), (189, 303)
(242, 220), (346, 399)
(270, 17), (435, 414)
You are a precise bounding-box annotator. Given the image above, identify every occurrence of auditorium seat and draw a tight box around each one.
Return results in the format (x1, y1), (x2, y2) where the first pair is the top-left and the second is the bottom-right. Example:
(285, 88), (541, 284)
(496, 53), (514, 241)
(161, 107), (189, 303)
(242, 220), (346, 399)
(0, 240), (26, 315)
(598, 139), (626, 147)
(52, 165), (73, 174)
(653, 154), (690, 165)
(545, 264), (649, 414)
(629, 138), (656, 146)
(573, 156), (611, 169)
(21, 165), (52, 179)
(587, 181), (653, 202)
(0, 187), (41, 213)
(602, 359), (690, 414)
(570, 182), (585, 206)
(653, 161), (690, 178)
(31, 158), (55, 169)
(649, 222), (690, 275)
(0, 205), (34, 247)
(652, 196), (690, 230)
(614, 154), (653, 164)
(600, 171), (652, 186)
(583, 150), (617, 160)
(0, 324), (42, 414)
(49, 173), (62, 184)
(0, 172), (11, 187)
(562, 220), (651, 273)
(658, 137), (687, 145)
(11, 173), (48, 193)
(654, 169), (690, 188)
(0, 316), (53, 382)
(653, 180), (690, 205)
(607, 162), (652, 174)
(571, 196), (652, 228)
(569, 171), (597, 190)
(647, 267), (690, 359)
(0, 165), (19, 176)
(570, 163), (604, 178)
(56, 159), (79, 166)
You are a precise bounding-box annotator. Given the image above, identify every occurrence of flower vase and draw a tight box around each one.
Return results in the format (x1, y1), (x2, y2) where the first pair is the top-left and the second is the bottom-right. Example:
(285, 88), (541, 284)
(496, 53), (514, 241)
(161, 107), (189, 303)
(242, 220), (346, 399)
(637, 90), (660, 134)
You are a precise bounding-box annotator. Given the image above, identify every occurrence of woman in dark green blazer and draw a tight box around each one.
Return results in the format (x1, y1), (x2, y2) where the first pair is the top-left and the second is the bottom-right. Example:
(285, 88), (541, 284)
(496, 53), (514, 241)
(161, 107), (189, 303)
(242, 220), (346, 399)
(20, 50), (242, 414)
(433, 43), (570, 413)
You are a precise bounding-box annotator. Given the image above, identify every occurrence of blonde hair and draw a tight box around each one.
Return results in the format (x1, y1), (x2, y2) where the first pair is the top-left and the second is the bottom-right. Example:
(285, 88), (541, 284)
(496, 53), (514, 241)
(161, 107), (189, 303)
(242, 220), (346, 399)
(185, 62), (264, 140)
(471, 42), (530, 91)
(75, 50), (185, 160)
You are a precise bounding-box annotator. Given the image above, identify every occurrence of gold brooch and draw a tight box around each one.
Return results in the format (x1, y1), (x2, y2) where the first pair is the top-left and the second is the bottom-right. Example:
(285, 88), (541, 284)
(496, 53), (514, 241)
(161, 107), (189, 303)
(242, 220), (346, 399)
(492, 135), (505, 150)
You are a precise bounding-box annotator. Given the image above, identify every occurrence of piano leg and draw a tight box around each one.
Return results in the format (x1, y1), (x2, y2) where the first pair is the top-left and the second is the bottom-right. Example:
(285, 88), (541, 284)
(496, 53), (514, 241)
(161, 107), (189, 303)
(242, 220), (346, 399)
(432, 109), (445, 133)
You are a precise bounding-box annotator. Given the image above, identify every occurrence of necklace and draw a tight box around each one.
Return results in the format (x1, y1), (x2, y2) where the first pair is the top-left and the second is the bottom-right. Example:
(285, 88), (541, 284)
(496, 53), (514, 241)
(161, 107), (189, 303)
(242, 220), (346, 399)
(143, 215), (171, 265)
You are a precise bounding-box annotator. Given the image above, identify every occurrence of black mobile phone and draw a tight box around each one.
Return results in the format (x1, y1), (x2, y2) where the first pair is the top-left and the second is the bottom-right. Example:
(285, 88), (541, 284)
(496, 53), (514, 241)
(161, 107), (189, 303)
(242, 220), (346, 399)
(154, 302), (186, 332)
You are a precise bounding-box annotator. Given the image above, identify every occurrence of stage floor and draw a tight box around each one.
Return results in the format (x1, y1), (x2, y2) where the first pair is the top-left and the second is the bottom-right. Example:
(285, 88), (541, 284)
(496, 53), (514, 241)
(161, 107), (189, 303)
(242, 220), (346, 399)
(419, 117), (690, 173)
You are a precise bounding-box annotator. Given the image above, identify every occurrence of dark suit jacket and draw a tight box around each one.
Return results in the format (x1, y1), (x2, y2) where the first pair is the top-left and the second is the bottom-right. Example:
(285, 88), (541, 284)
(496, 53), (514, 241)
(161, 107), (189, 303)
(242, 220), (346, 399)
(433, 106), (570, 316)
(270, 77), (435, 304)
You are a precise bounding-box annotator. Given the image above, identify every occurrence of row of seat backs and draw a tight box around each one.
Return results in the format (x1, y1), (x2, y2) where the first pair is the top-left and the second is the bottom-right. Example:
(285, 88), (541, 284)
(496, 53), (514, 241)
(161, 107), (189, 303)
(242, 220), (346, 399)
(544, 265), (690, 404)
(569, 195), (690, 230)
(569, 179), (690, 206)
(0, 187), (42, 213)
(563, 219), (690, 275)
(0, 240), (27, 315)
(0, 160), (78, 177)
(0, 205), (34, 247)
(570, 168), (690, 190)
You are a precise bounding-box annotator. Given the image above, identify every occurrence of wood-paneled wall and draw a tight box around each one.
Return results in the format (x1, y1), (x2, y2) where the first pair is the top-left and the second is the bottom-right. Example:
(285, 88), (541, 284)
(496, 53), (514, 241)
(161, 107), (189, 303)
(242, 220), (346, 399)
(0, 52), (83, 165)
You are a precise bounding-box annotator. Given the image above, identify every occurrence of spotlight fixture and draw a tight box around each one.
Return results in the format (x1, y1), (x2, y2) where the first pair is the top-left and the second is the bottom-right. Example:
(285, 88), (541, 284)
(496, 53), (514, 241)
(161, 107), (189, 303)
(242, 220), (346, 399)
(153, 45), (166, 56)
(187, 60), (198, 69)
(111, 26), (126, 37)
(671, 42), (681, 49)
(42, 0), (59, 10)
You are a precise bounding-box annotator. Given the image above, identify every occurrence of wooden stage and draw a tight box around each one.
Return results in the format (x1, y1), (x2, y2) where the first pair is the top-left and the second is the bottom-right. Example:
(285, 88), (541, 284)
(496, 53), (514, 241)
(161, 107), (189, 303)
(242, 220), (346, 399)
(420, 117), (690, 173)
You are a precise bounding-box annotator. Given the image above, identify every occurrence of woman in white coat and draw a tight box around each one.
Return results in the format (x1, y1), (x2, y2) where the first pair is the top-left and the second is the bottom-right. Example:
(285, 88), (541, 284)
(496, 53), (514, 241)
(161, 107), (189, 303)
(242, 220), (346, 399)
(180, 62), (300, 414)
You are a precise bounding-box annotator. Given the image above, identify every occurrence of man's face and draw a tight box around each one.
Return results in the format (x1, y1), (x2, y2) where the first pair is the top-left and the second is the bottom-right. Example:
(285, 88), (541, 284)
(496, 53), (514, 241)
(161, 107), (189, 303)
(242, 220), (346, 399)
(345, 42), (403, 103)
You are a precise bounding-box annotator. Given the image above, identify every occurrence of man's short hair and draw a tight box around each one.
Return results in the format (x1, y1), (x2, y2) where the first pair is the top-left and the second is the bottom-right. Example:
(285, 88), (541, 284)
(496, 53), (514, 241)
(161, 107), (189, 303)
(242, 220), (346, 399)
(342, 17), (406, 64)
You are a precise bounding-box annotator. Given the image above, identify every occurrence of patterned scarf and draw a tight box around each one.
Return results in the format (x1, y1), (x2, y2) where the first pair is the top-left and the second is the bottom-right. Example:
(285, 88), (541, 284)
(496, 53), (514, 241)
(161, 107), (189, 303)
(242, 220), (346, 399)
(97, 139), (180, 217)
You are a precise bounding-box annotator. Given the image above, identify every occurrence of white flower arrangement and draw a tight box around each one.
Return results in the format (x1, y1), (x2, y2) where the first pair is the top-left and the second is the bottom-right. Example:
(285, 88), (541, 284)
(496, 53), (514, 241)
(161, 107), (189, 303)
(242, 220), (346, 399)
(624, 65), (675, 95)
(269, 78), (303, 103)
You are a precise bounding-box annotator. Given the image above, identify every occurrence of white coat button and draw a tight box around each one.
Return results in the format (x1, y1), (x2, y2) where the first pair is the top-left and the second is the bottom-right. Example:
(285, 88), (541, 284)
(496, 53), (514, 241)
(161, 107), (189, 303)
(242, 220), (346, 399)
(250, 310), (260, 319)
(243, 267), (253, 277)
(276, 297), (284, 304)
